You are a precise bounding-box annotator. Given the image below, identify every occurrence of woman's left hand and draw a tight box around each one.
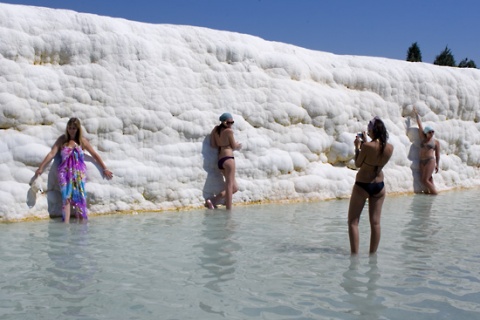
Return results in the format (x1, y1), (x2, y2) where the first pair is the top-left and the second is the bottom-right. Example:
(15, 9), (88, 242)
(354, 136), (361, 149)
(103, 169), (113, 180)
(354, 134), (364, 150)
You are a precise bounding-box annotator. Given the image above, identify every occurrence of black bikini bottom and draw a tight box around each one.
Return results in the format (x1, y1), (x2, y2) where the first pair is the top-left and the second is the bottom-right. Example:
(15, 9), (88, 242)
(355, 181), (385, 197)
(420, 157), (435, 165)
(218, 156), (234, 170)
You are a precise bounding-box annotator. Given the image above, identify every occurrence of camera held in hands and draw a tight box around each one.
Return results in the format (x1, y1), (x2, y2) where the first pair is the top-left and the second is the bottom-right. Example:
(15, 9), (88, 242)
(356, 132), (364, 139)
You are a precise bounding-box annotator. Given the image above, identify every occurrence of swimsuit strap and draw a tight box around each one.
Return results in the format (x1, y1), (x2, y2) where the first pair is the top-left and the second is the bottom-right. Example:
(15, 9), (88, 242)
(362, 161), (384, 175)
(215, 129), (231, 150)
(362, 161), (379, 167)
(218, 145), (232, 154)
(421, 139), (436, 150)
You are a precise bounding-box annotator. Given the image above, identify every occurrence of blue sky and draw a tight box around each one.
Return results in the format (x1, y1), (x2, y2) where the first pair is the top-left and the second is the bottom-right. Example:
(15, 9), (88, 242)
(2, 0), (479, 65)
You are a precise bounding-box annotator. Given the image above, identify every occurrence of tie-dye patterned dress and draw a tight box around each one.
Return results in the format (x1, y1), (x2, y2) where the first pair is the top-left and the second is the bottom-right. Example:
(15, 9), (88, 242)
(58, 144), (88, 220)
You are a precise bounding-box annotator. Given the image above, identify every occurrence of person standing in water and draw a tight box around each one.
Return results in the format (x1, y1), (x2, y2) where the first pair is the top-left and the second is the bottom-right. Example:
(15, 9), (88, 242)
(35, 118), (113, 223)
(205, 113), (242, 210)
(348, 116), (394, 255)
(413, 107), (440, 195)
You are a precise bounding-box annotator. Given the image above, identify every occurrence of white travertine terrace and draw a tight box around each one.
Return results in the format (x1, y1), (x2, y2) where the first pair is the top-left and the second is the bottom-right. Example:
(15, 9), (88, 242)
(1, 3), (480, 220)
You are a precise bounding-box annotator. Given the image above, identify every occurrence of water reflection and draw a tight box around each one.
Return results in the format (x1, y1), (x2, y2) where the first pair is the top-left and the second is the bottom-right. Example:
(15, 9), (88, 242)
(402, 195), (440, 253)
(405, 116), (424, 193)
(46, 222), (98, 317)
(195, 211), (240, 315)
(197, 212), (240, 292)
(341, 255), (386, 319)
(2, 189), (480, 319)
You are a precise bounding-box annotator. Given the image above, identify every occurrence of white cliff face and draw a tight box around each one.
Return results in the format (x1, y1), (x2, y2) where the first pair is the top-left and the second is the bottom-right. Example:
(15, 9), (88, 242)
(1, 3), (480, 221)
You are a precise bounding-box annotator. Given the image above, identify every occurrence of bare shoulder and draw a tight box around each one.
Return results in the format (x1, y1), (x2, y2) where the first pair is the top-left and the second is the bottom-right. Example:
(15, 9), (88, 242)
(222, 127), (234, 135)
(384, 143), (394, 156)
(55, 134), (67, 146)
(81, 137), (92, 148)
(362, 141), (377, 150)
(364, 141), (393, 157)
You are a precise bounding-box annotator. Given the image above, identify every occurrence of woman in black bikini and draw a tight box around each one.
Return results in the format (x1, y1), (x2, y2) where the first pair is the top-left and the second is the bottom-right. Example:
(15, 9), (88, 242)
(413, 107), (440, 195)
(348, 116), (394, 254)
(205, 113), (242, 210)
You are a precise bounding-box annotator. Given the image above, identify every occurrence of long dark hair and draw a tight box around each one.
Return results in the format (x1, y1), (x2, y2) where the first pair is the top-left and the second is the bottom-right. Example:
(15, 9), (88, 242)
(65, 117), (84, 147)
(369, 117), (388, 154)
(215, 123), (226, 135)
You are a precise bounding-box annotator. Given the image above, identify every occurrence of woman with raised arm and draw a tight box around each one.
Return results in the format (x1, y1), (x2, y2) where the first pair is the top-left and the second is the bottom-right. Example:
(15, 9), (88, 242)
(35, 118), (113, 223)
(205, 113), (242, 210)
(413, 107), (440, 195)
(348, 116), (394, 255)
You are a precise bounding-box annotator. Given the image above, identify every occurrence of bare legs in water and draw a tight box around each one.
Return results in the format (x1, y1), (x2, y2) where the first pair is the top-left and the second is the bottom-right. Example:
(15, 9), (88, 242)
(348, 184), (386, 255)
(206, 158), (238, 210)
(419, 158), (438, 195)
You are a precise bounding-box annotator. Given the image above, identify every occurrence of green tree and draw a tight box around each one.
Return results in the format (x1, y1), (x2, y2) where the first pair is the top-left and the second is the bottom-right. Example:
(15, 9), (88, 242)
(406, 42), (422, 62)
(458, 58), (477, 68)
(434, 46), (456, 66)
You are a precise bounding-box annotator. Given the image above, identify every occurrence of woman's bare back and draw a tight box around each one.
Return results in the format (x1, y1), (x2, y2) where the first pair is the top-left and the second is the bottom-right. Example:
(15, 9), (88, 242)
(356, 141), (394, 182)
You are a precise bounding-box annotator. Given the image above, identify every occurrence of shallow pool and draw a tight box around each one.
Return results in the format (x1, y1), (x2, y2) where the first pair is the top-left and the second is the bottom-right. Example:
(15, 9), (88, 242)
(1, 189), (480, 319)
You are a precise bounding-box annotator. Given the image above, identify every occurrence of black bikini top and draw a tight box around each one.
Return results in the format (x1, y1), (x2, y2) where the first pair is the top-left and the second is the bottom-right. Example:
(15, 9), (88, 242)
(421, 139), (436, 150)
(362, 161), (384, 176)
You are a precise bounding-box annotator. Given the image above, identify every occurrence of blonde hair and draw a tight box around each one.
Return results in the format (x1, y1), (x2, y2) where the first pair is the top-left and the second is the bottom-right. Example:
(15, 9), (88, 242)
(65, 117), (84, 148)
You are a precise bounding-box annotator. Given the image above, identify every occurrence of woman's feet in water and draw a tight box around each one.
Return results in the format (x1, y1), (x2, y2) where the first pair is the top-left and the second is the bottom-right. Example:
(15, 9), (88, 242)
(205, 199), (215, 210)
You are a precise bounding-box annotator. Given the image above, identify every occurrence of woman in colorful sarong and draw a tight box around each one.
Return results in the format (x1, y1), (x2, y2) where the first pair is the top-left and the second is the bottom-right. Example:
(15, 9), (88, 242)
(36, 118), (113, 222)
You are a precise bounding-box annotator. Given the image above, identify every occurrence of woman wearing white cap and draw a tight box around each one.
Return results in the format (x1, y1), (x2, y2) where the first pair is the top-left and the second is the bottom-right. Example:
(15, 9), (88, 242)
(413, 108), (440, 194)
(205, 112), (242, 210)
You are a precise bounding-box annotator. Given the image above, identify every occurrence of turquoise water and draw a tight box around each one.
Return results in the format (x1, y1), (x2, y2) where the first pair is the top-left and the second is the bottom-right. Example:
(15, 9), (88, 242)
(1, 189), (480, 319)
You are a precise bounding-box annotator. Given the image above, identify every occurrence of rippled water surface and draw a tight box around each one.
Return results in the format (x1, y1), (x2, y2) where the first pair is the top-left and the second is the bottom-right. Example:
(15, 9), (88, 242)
(1, 189), (480, 319)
